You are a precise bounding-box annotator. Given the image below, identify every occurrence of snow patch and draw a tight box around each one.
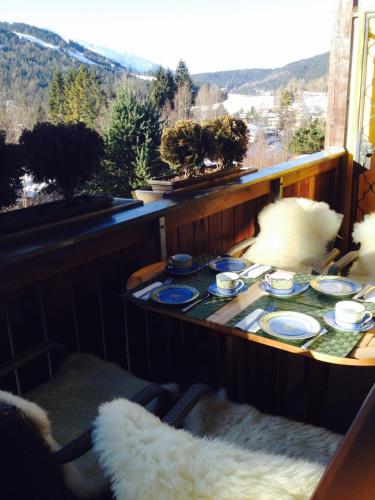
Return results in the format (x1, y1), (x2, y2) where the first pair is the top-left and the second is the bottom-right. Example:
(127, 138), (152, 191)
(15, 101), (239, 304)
(130, 73), (155, 81)
(13, 31), (59, 50)
(66, 49), (97, 66)
(77, 40), (157, 73)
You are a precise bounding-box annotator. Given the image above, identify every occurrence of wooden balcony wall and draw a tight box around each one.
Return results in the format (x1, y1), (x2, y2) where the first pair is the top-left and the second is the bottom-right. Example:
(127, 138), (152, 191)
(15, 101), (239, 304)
(1, 148), (372, 434)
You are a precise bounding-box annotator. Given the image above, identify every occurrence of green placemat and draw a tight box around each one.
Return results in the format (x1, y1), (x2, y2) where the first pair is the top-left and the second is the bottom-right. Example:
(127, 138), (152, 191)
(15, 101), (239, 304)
(131, 255), (263, 320)
(227, 296), (363, 358)
(264, 274), (375, 314)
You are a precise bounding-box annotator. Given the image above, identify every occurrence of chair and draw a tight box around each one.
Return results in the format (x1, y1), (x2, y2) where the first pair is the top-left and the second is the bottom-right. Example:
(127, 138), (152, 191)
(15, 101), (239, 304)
(226, 197), (343, 274)
(93, 384), (342, 500)
(328, 211), (375, 285)
(0, 341), (175, 500)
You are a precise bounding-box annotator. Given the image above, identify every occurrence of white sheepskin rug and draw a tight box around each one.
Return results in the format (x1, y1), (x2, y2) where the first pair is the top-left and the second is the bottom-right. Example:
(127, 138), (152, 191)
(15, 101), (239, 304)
(349, 212), (375, 284)
(182, 391), (342, 466)
(243, 198), (343, 272)
(93, 398), (332, 500)
(0, 390), (96, 498)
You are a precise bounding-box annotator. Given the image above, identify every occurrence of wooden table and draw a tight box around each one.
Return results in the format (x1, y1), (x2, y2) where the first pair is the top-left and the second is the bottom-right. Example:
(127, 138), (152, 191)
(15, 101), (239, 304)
(127, 261), (375, 367)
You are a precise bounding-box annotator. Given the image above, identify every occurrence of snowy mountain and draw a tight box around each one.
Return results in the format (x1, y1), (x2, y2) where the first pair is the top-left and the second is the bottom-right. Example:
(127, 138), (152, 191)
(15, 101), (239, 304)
(77, 40), (158, 73)
(1, 21), (158, 75)
(13, 31), (98, 66)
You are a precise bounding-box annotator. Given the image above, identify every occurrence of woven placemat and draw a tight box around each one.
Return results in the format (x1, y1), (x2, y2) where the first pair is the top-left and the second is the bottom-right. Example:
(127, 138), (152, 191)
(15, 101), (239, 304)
(131, 255), (261, 320)
(227, 296), (363, 358)
(265, 274), (375, 315)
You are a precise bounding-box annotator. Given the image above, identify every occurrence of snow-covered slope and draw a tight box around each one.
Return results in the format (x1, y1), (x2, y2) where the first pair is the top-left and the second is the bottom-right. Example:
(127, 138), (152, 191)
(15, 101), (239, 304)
(13, 31), (101, 66)
(77, 40), (158, 73)
(12, 27), (157, 74)
(13, 31), (59, 50)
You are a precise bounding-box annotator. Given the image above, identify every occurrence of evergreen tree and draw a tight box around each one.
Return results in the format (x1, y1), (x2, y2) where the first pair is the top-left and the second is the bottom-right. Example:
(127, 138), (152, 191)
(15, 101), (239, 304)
(277, 89), (294, 131)
(151, 66), (176, 110)
(288, 119), (325, 155)
(90, 86), (163, 196)
(63, 65), (102, 128)
(48, 70), (65, 124)
(132, 131), (152, 189)
(175, 60), (193, 91)
(63, 68), (78, 122)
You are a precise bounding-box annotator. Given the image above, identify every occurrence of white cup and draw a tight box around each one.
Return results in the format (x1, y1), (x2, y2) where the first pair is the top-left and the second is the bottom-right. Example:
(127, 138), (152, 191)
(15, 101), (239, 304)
(265, 271), (294, 291)
(335, 301), (372, 328)
(216, 272), (244, 295)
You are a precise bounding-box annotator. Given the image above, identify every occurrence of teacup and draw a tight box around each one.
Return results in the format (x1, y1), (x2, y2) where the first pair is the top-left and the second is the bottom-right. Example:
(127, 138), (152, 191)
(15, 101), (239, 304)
(216, 272), (244, 295)
(169, 254), (192, 269)
(335, 301), (372, 328)
(265, 271), (294, 292)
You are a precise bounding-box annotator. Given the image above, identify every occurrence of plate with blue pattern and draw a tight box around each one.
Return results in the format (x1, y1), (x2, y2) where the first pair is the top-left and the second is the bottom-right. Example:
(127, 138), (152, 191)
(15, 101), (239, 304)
(208, 282), (248, 298)
(260, 281), (309, 297)
(259, 311), (321, 340)
(310, 276), (362, 297)
(165, 261), (201, 276)
(151, 284), (199, 305)
(208, 257), (247, 273)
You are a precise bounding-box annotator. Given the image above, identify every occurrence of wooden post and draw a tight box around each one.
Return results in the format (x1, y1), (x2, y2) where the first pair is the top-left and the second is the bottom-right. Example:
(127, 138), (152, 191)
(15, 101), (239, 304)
(325, 0), (355, 148)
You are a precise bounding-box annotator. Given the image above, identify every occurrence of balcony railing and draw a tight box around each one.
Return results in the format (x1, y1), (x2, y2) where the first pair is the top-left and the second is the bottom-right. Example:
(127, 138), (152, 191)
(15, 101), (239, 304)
(0, 147), (373, 437)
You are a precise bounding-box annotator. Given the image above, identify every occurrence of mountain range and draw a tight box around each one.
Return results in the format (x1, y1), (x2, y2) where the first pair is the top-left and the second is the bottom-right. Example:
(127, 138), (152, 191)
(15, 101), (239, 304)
(0, 20), (329, 110)
(0, 21), (157, 74)
(193, 52), (329, 94)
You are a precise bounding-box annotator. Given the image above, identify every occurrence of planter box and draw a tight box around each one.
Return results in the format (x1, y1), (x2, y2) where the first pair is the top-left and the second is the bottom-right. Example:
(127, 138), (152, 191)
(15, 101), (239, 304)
(133, 189), (165, 204)
(148, 166), (257, 195)
(0, 194), (143, 237)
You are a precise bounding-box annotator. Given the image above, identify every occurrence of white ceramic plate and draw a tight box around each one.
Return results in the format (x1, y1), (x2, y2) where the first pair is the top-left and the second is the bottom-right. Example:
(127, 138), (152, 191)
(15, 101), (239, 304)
(310, 276), (362, 297)
(259, 311), (321, 340)
(151, 284), (199, 305)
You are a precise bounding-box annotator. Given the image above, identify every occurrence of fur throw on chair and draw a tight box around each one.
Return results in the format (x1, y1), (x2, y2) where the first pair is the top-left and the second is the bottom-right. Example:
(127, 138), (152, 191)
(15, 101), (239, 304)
(182, 390), (342, 466)
(243, 198), (343, 272)
(93, 398), (330, 500)
(0, 390), (103, 498)
(349, 212), (375, 284)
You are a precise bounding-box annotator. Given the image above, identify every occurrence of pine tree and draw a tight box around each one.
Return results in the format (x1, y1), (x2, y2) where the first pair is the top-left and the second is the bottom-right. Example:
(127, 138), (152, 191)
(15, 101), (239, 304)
(151, 66), (176, 110)
(174, 60), (193, 91)
(63, 68), (78, 123)
(278, 89), (294, 131)
(288, 119), (325, 155)
(131, 131), (152, 189)
(57, 66), (102, 128)
(89, 86), (163, 196)
(48, 70), (65, 124)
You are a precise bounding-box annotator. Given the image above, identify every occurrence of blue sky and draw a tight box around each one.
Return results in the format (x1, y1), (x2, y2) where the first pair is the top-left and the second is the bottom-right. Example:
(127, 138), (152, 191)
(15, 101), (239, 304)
(1, 0), (337, 73)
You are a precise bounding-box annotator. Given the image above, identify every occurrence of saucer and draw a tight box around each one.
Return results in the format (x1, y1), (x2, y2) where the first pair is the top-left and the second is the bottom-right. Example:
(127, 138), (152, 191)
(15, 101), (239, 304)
(260, 281), (309, 297)
(165, 261), (201, 276)
(208, 282), (248, 298)
(208, 257), (247, 273)
(323, 310), (375, 332)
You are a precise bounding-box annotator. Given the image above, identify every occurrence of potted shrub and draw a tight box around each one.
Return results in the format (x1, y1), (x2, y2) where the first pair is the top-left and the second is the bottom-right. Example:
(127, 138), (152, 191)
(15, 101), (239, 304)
(0, 122), (136, 237)
(144, 117), (254, 197)
(21, 122), (105, 204)
(0, 130), (23, 211)
(202, 116), (249, 169)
